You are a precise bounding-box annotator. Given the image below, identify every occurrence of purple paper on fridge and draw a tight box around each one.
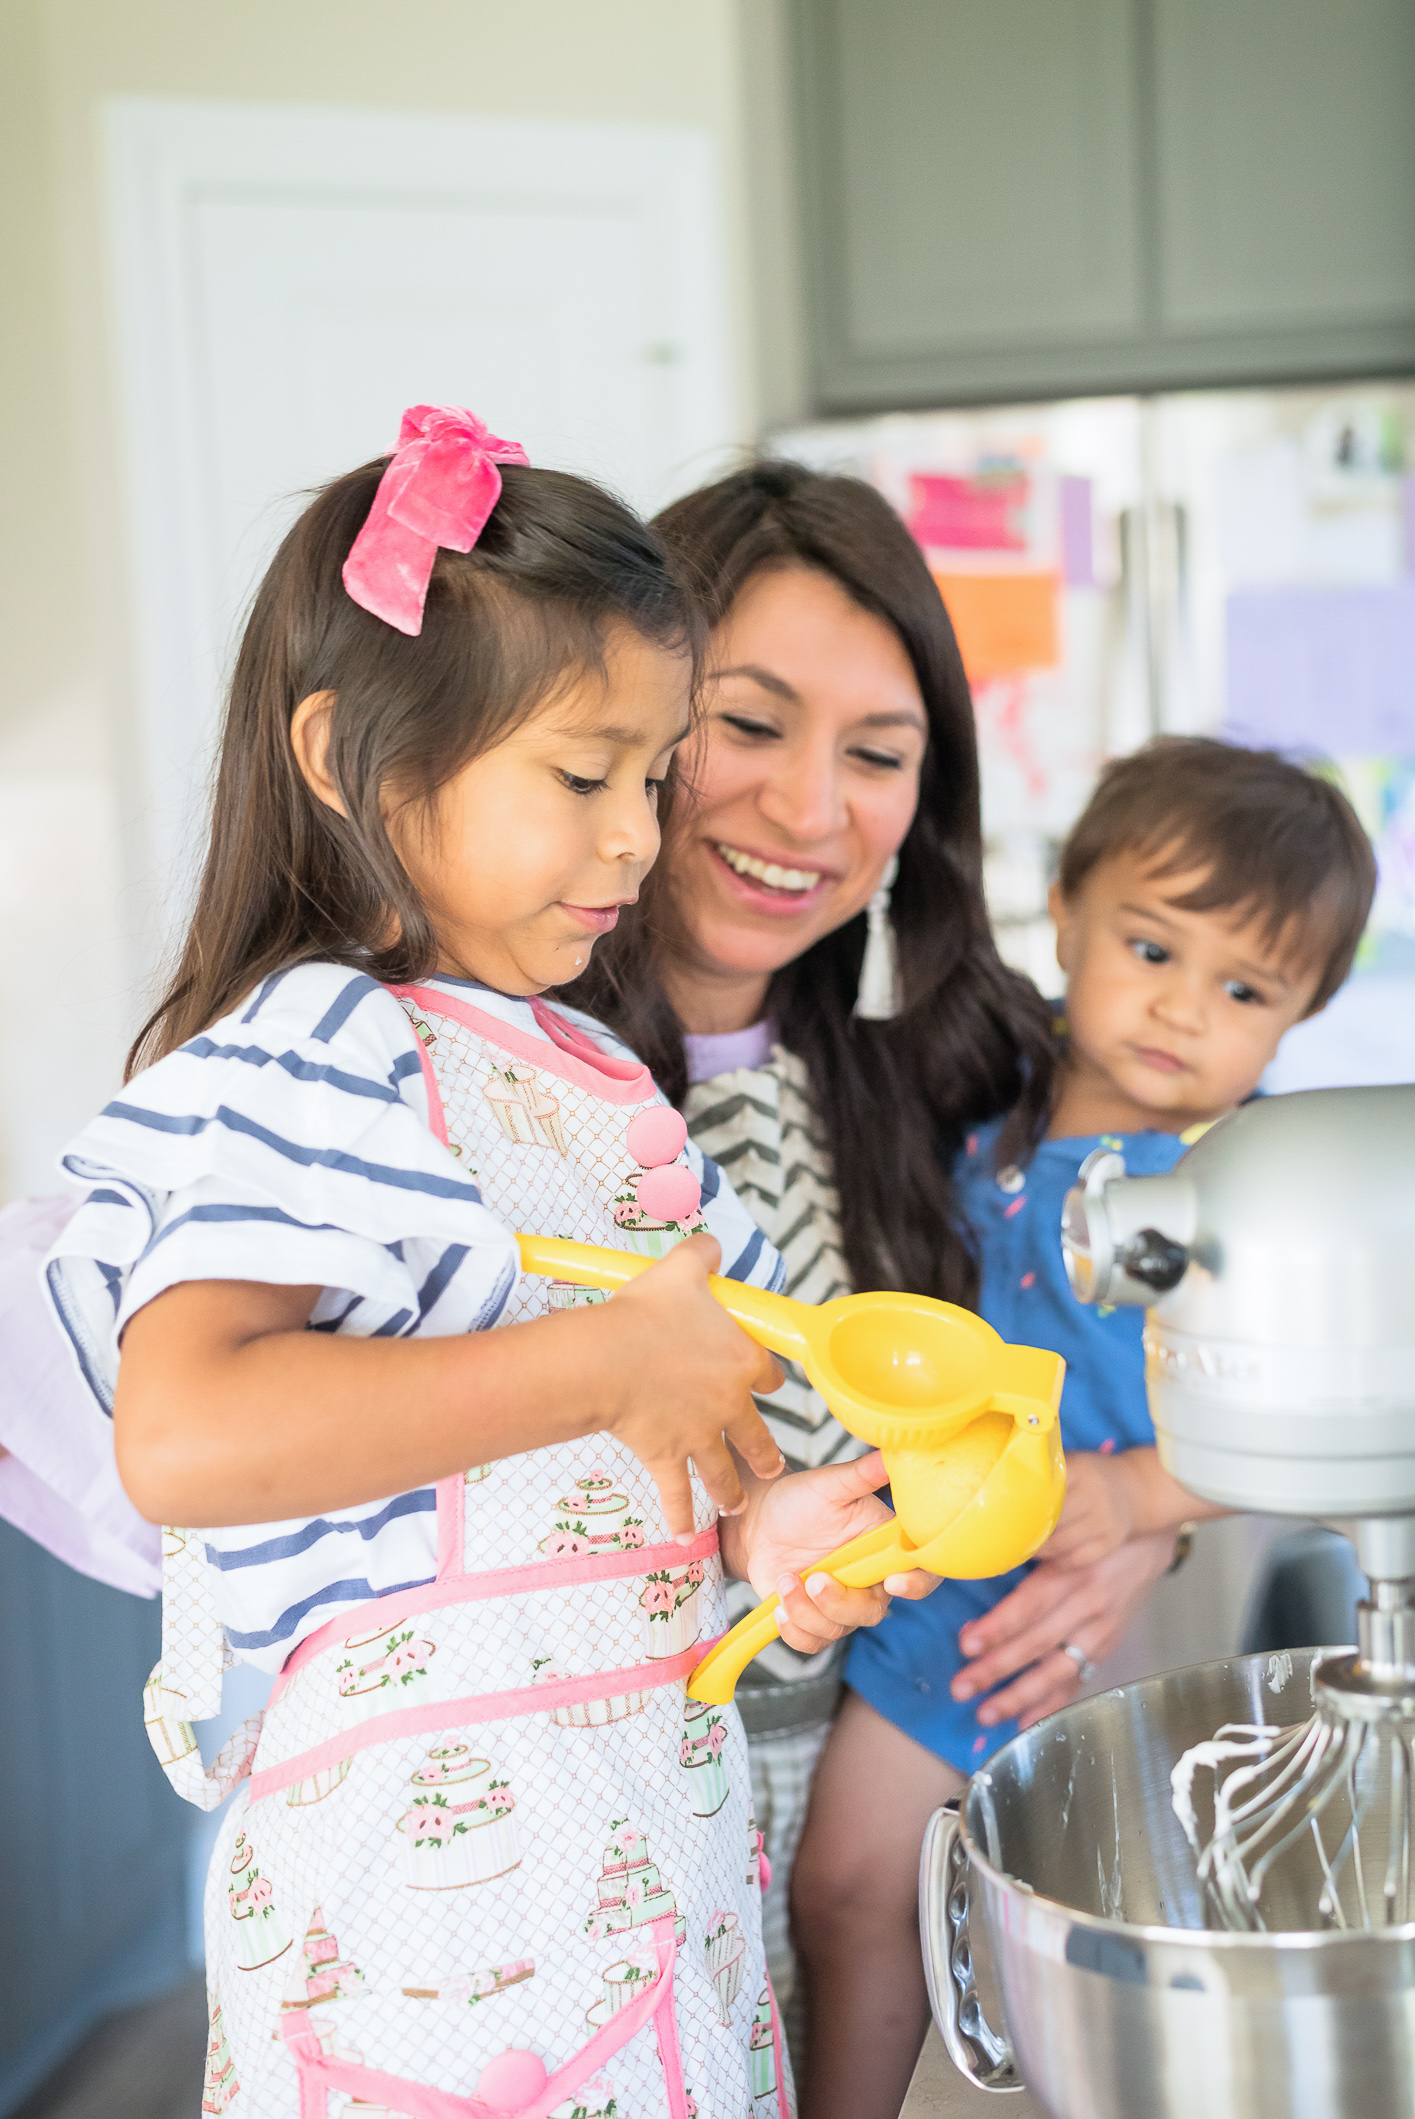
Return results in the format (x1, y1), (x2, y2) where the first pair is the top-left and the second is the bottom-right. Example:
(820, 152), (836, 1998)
(1223, 582), (1415, 755)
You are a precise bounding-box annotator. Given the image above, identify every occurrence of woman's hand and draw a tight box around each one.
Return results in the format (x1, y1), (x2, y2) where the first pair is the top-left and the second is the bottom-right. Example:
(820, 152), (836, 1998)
(1039, 1445), (1223, 1572)
(600, 1233), (786, 1536)
(950, 1529), (1178, 1730)
(719, 1451), (937, 1656)
(1035, 1450), (1143, 1569)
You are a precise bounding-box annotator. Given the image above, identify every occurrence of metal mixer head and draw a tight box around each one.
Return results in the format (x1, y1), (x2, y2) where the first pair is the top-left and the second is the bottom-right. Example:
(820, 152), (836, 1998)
(1062, 1090), (1415, 1931)
(1174, 1560), (1415, 1933)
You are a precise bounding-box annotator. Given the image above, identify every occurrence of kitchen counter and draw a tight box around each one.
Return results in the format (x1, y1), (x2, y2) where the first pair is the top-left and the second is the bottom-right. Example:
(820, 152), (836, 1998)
(900, 2024), (1049, 2119)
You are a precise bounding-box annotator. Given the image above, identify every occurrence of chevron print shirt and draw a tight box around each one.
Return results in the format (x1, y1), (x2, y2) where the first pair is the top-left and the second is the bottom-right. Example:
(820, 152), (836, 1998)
(685, 1042), (869, 1727)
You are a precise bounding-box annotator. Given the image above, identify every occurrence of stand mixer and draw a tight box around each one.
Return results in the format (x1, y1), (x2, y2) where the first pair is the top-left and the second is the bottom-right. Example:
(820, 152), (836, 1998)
(1062, 1084), (1415, 1932)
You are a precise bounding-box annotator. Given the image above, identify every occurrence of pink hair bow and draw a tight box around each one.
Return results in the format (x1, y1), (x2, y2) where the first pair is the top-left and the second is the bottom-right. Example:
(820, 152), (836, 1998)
(342, 404), (530, 636)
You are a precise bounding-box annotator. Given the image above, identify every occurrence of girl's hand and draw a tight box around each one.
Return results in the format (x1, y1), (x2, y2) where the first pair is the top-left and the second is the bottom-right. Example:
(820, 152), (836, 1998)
(720, 1451), (936, 1655)
(950, 1529), (1178, 1729)
(598, 1233), (787, 1539)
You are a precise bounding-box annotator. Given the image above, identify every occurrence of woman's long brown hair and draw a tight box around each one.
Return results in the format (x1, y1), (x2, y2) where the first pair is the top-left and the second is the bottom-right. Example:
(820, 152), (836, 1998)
(563, 462), (1056, 1307)
(130, 459), (699, 1074)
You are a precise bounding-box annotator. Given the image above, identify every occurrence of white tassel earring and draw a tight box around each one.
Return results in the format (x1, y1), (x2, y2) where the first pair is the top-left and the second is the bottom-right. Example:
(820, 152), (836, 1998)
(853, 854), (901, 1021)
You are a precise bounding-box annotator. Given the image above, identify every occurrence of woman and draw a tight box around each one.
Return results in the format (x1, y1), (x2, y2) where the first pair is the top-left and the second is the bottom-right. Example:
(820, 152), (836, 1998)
(570, 462), (1181, 2112)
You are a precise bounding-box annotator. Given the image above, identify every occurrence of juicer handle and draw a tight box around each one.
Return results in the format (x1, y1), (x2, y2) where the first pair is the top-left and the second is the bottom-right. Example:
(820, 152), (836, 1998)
(920, 1804), (1023, 2095)
(685, 1520), (907, 1706)
(514, 1234), (813, 1363)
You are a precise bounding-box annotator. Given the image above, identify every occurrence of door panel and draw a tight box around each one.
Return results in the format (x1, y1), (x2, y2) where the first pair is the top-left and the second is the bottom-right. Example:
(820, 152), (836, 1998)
(798, 0), (1145, 390)
(106, 100), (733, 940)
(1154, 0), (1415, 333)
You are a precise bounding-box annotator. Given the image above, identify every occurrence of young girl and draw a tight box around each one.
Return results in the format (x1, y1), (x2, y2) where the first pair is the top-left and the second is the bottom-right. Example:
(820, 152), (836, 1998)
(45, 407), (908, 2119)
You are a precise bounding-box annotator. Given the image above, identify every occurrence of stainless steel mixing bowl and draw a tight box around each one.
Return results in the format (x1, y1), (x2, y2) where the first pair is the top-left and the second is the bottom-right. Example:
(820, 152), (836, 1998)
(922, 1649), (1415, 2117)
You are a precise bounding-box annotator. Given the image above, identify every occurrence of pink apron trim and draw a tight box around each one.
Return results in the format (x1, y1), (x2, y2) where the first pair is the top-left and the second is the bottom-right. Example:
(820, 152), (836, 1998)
(767, 1972), (787, 2116)
(650, 1911), (692, 2119)
(435, 1471), (466, 1579)
(279, 1913), (683, 2118)
(388, 984), (653, 1105)
(528, 996), (647, 1084)
(250, 1638), (720, 1804)
(394, 1011), (452, 1147)
(269, 1525), (720, 1703)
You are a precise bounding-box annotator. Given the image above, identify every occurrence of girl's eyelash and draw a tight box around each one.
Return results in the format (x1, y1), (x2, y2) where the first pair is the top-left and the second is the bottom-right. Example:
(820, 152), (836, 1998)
(720, 712), (779, 739)
(851, 748), (905, 770)
(559, 772), (606, 796)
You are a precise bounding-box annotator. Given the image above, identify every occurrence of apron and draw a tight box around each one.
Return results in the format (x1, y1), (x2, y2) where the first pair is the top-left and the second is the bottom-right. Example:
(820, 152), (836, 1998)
(141, 984), (789, 2119)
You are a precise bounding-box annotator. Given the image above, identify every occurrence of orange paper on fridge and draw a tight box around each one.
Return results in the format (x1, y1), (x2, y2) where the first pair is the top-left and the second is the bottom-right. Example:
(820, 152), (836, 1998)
(933, 570), (1060, 681)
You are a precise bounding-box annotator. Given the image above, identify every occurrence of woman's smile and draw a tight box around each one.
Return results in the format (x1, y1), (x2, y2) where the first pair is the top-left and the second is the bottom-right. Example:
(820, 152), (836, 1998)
(709, 838), (835, 911)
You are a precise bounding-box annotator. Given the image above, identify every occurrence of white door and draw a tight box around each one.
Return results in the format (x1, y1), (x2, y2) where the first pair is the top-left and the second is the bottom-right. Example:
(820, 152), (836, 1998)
(105, 98), (736, 942)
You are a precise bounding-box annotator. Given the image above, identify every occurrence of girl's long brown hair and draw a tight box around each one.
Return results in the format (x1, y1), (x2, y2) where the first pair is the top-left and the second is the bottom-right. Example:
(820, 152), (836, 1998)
(130, 458), (699, 1074)
(563, 462), (1057, 1307)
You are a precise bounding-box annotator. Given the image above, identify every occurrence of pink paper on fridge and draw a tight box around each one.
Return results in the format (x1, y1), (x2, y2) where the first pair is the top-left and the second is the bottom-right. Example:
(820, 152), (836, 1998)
(908, 472), (1031, 553)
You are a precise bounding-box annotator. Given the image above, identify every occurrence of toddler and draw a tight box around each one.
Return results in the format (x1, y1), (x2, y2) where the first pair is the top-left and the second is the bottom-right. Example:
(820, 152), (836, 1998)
(792, 734), (1377, 2119)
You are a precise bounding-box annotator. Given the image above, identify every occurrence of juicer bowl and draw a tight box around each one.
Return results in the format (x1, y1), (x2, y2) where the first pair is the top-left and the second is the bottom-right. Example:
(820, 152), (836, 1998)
(887, 1415), (1065, 1572)
(922, 1648), (1415, 2119)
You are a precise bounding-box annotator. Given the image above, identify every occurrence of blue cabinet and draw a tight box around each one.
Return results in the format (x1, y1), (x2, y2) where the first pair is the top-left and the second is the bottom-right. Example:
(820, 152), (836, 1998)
(0, 1522), (189, 2114)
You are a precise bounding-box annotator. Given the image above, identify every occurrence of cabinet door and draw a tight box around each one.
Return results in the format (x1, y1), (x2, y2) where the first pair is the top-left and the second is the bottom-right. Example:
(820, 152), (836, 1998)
(1153, 0), (1415, 376)
(0, 1524), (188, 2111)
(797, 0), (1147, 407)
(793, 0), (1415, 411)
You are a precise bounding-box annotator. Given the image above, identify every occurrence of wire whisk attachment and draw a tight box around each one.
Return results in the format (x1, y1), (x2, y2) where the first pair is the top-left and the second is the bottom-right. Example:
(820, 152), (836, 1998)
(1173, 1578), (1415, 1934)
(1173, 1709), (1414, 1931)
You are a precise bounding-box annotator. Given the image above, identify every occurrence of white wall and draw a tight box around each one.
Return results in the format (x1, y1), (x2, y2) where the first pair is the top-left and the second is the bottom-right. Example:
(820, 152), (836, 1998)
(0, 0), (808, 1200)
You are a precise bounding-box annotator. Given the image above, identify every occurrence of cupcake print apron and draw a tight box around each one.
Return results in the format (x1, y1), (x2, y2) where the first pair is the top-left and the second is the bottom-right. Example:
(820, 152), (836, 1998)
(79, 975), (789, 2119)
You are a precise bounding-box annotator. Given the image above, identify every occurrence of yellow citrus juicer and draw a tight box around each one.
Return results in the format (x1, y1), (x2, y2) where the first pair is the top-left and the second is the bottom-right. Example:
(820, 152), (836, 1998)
(515, 1235), (1066, 1704)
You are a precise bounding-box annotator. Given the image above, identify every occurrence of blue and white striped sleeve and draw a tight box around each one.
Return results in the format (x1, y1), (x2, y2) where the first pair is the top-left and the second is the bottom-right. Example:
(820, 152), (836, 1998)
(45, 964), (521, 1413)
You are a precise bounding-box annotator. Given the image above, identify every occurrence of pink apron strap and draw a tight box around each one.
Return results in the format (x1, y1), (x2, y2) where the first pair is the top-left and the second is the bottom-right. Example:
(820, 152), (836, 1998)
(393, 1007), (451, 1147)
(249, 1636), (717, 1805)
(279, 1914), (685, 2118)
(527, 996), (647, 1084)
(436, 1471), (466, 1580)
(649, 1911), (692, 2119)
(270, 1527), (720, 1705)
(389, 983), (651, 1104)
(767, 1971), (789, 2118)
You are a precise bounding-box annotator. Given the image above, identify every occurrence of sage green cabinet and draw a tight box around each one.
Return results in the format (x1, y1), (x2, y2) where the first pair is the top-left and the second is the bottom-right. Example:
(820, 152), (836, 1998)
(794, 0), (1415, 411)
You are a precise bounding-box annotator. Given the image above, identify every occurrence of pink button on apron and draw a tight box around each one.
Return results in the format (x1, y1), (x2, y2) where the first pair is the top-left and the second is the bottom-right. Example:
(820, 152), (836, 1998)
(635, 1164), (701, 1224)
(477, 2049), (548, 2110)
(625, 1106), (688, 1168)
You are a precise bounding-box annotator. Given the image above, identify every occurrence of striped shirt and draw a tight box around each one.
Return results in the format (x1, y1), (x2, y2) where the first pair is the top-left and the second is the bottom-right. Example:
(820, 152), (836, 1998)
(685, 1043), (866, 1720)
(45, 964), (783, 1672)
